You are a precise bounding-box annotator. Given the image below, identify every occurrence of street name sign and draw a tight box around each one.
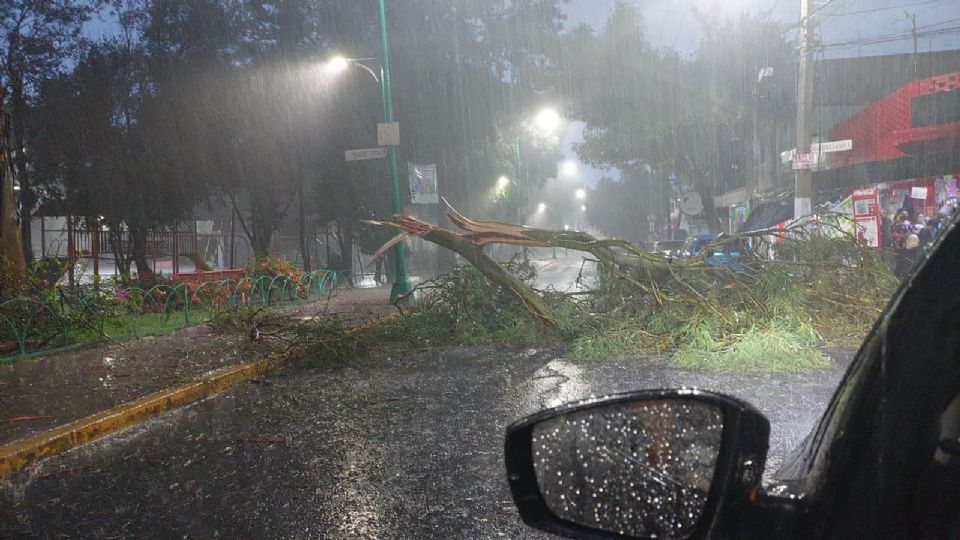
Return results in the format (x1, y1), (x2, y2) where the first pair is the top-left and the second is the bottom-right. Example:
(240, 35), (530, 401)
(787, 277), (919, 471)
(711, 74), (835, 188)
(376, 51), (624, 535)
(810, 139), (852, 153)
(345, 147), (387, 161)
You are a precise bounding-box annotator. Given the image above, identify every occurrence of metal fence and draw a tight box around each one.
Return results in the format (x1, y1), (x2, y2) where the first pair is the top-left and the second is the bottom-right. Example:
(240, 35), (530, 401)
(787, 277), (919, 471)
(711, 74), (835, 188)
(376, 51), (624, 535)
(0, 269), (338, 361)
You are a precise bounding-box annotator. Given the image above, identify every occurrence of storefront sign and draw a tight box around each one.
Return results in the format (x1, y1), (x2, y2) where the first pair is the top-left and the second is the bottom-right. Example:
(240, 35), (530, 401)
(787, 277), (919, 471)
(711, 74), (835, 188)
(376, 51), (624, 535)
(852, 188), (881, 247)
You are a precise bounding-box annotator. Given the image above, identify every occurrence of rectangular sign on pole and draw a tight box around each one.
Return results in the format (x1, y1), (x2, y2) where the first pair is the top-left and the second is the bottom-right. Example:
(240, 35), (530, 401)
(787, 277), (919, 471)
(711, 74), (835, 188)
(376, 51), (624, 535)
(377, 122), (400, 146)
(810, 139), (852, 153)
(345, 147), (387, 161)
(792, 153), (814, 170)
(780, 148), (796, 164)
(408, 163), (439, 204)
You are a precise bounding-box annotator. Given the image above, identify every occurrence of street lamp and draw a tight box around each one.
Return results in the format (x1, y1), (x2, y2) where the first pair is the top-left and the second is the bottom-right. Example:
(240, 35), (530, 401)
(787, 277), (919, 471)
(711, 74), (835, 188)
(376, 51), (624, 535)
(562, 161), (577, 177)
(536, 108), (561, 132)
(515, 107), (563, 220)
(537, 202), (547, 213)
(326, 55), (349, 73)
(575, 188), (586, 201)
(321, 0), (412, 304)
(494, 175), (510, 200)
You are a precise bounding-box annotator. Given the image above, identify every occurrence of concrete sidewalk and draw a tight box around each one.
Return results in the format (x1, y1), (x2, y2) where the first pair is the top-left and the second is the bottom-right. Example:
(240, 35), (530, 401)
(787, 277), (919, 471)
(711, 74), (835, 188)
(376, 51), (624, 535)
(0, 286), (395, 448)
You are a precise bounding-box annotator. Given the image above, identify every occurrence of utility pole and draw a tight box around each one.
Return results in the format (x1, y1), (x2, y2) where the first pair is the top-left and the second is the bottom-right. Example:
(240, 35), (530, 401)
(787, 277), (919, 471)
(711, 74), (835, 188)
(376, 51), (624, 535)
(905, 11), (918, 75)
(795, 0), (815, 220)
(377, 0), (412, 304)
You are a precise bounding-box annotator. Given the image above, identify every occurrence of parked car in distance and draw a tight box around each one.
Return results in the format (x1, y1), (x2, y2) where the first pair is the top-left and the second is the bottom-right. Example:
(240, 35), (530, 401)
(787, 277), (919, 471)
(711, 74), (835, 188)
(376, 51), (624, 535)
(653, 240), (685, 258)
(682, 233), (749, 272)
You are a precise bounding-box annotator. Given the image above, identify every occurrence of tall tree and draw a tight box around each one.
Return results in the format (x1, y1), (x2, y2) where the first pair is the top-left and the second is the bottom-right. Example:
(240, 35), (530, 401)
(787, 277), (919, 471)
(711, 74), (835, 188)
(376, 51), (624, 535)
(33, 41), (207, 276)
(570, 3), (793, 233)
(0, 101), (24, 273)
(0, 0), (92, 262)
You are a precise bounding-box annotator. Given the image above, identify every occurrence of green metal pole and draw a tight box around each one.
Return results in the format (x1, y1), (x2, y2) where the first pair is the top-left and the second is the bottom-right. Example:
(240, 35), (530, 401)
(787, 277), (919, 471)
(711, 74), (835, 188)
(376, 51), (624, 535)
(514, 139), (523, 220)
(378, 0), (412, 303)
(514, 138), (529, 262)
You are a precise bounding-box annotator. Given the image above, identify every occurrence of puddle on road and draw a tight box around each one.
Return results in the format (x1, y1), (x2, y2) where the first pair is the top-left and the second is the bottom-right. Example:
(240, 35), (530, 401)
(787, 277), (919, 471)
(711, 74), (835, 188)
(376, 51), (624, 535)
(528, 359), (590, 409)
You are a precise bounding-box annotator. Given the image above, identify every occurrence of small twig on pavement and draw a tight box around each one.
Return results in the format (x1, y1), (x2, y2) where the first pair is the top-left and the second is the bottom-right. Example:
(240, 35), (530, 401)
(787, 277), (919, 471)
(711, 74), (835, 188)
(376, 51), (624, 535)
(235, 435), (285, 444)
(0, 415), (53, 424)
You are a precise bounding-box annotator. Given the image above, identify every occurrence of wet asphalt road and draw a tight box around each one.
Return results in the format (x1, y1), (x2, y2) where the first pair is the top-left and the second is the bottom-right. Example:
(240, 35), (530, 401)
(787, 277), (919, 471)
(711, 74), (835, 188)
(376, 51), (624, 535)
(0, 346), (851, 539)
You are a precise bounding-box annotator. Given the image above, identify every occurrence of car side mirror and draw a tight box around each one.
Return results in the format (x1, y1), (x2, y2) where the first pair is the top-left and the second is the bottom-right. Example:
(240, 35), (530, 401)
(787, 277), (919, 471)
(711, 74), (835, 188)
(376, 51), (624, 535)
(505, 389), (770, 539)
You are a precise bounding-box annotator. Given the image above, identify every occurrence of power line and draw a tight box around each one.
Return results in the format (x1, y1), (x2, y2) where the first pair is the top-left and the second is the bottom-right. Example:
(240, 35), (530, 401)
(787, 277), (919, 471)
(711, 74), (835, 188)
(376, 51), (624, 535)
(819, 0), (950, 17)
(821, 24), (960, 50)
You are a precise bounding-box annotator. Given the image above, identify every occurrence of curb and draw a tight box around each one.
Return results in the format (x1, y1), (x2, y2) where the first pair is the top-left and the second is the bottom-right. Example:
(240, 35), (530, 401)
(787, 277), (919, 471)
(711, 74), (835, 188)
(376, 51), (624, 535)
(0, 345), (305, 480)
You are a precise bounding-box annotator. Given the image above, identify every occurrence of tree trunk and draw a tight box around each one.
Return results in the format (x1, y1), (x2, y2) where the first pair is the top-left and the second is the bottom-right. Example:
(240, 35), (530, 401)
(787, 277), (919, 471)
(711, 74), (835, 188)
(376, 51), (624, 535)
(130, 226), (152, 277)
(298, 184), (311, 271)
(695, 183), (723, 234)
(425, 228), (556, 327)
(336, 219), (354, 285)
(0, 108), (26, 275)
(250, 219), (272, 259)
(11, 81), (32, 264)
(108, 227), (132, 277)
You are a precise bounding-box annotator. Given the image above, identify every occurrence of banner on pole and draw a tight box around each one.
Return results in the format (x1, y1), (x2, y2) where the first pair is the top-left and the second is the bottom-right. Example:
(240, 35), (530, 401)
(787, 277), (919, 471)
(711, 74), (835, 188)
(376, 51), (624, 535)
(408, 163), (439, 204)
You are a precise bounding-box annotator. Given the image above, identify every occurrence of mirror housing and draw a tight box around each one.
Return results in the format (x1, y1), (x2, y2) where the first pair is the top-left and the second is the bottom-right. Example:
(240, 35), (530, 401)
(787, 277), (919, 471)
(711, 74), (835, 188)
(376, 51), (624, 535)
(505, 389), (770, 539)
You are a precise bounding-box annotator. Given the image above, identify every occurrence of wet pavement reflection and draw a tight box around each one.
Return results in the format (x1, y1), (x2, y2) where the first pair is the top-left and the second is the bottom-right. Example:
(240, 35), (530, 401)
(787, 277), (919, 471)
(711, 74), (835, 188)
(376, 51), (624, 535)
(0, 346), (850, 539)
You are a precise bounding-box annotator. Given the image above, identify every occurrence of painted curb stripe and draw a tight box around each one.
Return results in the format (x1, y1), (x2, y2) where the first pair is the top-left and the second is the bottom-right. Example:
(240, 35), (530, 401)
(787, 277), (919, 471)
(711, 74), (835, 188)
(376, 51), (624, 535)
(0, 346), (303, 480)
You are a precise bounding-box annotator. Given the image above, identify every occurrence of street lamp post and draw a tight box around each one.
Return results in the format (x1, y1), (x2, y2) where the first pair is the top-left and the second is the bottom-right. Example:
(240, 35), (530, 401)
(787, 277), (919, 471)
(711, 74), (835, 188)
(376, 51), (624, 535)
(377, 0), (413, 304)
(324, 3), (411, 303)
(513, 107), (562, 226)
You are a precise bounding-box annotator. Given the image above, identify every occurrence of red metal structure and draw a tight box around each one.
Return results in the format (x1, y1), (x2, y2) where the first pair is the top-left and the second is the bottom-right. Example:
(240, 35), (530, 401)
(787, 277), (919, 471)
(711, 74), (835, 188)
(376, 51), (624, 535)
(828, 72), (960, 167)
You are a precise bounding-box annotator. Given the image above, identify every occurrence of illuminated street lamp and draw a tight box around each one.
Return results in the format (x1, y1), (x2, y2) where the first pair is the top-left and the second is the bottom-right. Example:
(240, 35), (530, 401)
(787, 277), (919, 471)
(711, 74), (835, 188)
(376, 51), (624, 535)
(561, 161), (577, 177)
(320, 0), (411, 304)
(494, 175), (510, 198)
(322, 55), (380, 82)
(535, 108), (561, 132)
(575, 188), (586, 201)
(325, 55), (350, 73)
(537, 202), (547, 213)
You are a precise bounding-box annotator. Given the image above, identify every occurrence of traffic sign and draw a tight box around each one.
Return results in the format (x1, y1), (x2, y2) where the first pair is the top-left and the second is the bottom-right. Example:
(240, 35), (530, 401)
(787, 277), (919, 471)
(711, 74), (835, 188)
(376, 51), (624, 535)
(345, 147), (387, 161)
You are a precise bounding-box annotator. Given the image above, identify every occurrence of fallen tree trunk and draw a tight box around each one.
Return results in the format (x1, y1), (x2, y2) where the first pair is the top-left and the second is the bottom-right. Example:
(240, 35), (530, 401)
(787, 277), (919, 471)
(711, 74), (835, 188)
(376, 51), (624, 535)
(364, 200), (723, 329)
(366, 212), (557, 328)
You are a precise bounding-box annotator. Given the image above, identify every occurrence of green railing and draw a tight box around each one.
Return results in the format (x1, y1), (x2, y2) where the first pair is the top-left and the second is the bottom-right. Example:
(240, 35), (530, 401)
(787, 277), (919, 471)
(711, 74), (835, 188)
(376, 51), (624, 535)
(0, 269), (338, 361)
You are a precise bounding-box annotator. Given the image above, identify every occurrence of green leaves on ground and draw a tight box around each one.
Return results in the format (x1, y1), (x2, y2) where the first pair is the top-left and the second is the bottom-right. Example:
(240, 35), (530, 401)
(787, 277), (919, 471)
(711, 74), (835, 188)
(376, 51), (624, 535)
(376, 234), (895, 372)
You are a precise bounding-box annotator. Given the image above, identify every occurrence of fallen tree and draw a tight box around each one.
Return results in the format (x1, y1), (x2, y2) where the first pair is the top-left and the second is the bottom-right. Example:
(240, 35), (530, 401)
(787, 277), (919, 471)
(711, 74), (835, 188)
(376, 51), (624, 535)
(364, 201), (897, 370)
(365, 201), (741, 327)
